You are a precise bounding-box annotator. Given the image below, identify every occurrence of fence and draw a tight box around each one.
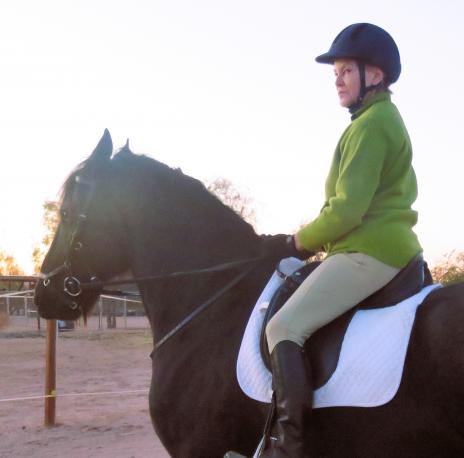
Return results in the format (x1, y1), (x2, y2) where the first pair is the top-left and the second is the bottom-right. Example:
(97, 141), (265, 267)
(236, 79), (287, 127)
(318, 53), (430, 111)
(0, 289), (34, 313)
(92, 294), (147, 330)
(0, 291), (148, 332)
(0, 288), (150, 427)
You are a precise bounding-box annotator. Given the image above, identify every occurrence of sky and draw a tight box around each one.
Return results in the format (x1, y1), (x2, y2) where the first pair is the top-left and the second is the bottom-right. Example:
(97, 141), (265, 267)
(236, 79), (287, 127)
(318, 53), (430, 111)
(1, 0), (463, 274)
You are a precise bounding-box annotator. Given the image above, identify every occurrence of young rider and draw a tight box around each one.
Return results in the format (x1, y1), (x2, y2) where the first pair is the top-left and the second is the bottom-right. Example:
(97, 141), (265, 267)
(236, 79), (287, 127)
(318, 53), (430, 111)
(260, 23), (423, 457)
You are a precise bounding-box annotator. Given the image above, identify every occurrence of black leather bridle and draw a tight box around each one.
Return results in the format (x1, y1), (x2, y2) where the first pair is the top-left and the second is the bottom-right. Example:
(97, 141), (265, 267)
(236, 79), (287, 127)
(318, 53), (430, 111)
(40, 174), (264, 352)
(40, 175), (98, 309)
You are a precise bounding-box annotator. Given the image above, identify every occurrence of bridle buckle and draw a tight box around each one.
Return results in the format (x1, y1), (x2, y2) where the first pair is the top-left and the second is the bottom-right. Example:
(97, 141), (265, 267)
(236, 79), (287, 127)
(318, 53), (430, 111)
(63, 276), (82, 297)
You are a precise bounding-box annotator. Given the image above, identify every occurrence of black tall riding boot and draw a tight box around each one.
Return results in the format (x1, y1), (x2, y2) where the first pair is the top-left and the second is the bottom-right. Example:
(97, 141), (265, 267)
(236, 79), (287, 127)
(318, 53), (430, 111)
(259, 340), (313, 458)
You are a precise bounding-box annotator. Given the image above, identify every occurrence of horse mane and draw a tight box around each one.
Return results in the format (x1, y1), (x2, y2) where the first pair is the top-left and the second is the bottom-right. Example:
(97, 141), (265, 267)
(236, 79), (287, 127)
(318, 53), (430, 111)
(60, 145), (257, 239)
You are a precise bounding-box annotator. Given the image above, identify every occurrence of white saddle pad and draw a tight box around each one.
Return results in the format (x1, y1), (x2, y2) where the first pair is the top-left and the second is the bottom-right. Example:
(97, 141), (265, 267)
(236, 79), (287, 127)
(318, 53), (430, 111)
(236, 257), (441, 409)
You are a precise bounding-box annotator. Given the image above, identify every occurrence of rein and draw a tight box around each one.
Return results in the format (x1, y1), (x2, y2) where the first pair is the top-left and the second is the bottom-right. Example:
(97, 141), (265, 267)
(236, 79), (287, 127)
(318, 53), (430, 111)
(41, 256), (264, 295)
(79, 257), (263, 290)
(151, 262), (258, 354)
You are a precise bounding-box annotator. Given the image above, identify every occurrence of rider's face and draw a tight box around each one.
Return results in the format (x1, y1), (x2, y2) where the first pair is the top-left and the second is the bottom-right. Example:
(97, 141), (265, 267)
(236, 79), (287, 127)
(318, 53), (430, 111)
(334, 59), (361, 108)
(334, 59), (386, 108)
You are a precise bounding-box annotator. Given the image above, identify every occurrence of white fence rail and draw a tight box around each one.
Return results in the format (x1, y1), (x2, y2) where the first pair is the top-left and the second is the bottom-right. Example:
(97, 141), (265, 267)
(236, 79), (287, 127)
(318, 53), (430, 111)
(0, 291), (148, 331)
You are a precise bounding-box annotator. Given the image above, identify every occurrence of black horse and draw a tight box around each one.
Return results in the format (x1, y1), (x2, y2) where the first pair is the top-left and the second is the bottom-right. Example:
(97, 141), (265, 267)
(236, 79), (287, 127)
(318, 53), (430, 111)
(35, 131), (464, 457)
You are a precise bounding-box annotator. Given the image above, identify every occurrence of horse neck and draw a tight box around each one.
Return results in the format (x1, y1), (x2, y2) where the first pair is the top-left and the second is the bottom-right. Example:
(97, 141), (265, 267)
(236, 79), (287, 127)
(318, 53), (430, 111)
(133, 233), (265, 336)
(121, 188), (266, 336)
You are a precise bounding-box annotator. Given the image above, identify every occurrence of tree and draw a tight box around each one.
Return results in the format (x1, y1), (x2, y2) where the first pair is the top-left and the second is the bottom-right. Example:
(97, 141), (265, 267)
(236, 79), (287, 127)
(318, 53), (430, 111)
(0, 250), (24, 293)
(42, 201), (60, 246)
(32, 201), (60, 273)
(206, 178), (257, 227)
(0, 250), (23, 276)
(430, 251), (464, 285)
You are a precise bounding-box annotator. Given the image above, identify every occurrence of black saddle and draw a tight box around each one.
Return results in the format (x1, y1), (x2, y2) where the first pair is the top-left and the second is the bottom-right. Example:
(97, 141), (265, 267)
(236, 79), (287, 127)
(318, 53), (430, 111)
(260, 254), (433, 389)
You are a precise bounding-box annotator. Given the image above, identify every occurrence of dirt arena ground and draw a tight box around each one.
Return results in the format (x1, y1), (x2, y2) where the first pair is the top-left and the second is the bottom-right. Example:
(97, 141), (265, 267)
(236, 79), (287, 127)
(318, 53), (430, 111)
(0, 316), (170, 458)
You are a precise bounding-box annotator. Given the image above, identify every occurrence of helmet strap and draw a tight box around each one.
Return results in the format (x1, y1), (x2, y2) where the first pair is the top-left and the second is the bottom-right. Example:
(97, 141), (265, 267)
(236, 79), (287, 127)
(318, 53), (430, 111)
(348, 61), (384, 115)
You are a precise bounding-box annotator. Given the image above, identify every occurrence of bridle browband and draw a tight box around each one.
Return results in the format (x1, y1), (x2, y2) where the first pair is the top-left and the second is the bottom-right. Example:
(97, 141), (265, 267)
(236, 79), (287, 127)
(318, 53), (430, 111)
(40, 174), (266, 352)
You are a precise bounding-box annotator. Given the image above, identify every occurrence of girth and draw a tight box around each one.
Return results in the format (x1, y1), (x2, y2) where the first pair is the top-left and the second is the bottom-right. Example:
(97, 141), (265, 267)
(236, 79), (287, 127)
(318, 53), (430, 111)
(260, 254), (433, 389)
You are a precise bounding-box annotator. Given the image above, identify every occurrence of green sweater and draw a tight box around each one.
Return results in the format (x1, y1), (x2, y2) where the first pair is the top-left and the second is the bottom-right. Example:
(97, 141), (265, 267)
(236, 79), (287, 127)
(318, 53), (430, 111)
(297, 92), (422, 268)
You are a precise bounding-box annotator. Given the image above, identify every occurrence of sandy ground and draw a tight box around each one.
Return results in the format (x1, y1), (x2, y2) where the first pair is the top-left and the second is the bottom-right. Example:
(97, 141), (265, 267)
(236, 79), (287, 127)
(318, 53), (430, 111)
(0, 317), (170, 458)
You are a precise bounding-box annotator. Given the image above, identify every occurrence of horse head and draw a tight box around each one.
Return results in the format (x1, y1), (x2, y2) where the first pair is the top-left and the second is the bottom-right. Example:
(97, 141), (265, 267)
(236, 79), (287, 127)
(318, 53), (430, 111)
(35, 129), (261, 322)
(35, 129), (130, 320)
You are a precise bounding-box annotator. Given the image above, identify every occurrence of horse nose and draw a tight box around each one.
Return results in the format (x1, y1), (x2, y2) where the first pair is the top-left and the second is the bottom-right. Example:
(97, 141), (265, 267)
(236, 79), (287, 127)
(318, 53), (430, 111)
(34, 281), (51, 316)
(34, 280), (61, 317)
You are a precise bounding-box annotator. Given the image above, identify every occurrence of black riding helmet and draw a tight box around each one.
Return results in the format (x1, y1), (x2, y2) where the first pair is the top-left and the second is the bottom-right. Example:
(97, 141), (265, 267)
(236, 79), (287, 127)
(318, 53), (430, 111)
(316, 23), (401, 112)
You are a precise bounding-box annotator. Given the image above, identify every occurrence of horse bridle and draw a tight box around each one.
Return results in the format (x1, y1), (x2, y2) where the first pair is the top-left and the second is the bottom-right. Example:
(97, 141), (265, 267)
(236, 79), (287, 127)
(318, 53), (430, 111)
(40, 175), (98, 310)
(40, 174), (265, 351)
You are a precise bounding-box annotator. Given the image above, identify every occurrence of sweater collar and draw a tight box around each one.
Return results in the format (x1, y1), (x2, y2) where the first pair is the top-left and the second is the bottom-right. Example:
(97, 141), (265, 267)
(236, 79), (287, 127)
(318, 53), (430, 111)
(350, 92), (391, 121)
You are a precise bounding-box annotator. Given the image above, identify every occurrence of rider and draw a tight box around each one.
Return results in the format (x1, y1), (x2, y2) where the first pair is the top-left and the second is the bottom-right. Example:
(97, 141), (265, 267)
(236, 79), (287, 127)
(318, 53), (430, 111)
(259, 23), (423, 457)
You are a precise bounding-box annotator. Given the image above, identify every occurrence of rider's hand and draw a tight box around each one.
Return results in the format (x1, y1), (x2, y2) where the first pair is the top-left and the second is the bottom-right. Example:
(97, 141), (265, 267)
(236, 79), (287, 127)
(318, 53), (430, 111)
(260, 234), (314, 261)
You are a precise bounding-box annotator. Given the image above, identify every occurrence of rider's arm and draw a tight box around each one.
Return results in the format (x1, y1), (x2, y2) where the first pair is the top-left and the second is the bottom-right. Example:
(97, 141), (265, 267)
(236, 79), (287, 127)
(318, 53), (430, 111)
(296, 119), (388, 252)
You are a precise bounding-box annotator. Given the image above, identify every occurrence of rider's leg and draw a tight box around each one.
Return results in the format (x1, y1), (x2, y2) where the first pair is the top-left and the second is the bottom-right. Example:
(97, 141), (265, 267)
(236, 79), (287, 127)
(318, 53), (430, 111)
(259, 340), (312, 458)
(260, 253), (400, 457)
(266, 252), (400, 351)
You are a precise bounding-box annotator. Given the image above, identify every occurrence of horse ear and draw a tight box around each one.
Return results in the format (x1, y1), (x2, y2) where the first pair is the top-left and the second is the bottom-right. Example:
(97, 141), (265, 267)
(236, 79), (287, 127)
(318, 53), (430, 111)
(90, 129), (113, 162)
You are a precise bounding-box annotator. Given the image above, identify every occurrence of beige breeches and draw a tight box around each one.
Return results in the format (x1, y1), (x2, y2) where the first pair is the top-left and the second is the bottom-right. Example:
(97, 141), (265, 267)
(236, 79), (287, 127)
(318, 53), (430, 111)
(266, 253), (401, 353)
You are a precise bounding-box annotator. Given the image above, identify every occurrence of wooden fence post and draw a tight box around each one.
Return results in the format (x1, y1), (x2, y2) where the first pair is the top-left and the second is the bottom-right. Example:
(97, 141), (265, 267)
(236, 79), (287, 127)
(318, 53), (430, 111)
(44, 319), (57, 427)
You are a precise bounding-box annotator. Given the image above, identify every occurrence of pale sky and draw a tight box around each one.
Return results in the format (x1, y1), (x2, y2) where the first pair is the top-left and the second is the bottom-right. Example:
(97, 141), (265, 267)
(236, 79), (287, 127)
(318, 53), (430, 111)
(1, 0), (463, 274)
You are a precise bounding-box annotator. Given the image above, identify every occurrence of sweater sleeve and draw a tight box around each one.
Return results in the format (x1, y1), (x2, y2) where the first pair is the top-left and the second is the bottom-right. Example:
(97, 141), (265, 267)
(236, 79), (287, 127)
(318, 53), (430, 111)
(297, 120), (388, 251)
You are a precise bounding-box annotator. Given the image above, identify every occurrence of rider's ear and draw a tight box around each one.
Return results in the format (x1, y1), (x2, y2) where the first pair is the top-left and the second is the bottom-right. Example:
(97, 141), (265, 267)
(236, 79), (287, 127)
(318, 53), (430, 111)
(90, 128), (113, 163)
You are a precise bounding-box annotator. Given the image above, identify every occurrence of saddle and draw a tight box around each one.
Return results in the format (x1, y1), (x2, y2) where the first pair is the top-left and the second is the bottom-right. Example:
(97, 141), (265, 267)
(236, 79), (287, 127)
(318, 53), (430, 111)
(260, 254), (433, 389)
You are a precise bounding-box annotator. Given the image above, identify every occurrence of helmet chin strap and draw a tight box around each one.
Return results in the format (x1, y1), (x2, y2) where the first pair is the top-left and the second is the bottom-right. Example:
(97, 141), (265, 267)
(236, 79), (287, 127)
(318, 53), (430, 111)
(348, 62), (383, 115)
